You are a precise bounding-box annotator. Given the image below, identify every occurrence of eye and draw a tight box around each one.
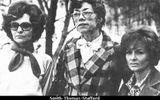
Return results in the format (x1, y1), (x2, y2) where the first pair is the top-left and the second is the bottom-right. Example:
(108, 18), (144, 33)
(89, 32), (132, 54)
(126, 50), (132, 54)
(72, 12), (80, 17)
(21, 22), (32, 29)
(11, 22), (19, 28)
(83, 11), (93, 15)
(135, 50), (145, 55)
(83, 11), (93, 16)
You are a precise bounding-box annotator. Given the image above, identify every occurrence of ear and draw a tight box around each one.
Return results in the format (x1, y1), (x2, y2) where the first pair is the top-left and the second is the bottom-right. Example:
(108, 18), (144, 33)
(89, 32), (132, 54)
(96, 17), (103, 28)
(97, 17), (102, 23)
(96, 18), (103, 28)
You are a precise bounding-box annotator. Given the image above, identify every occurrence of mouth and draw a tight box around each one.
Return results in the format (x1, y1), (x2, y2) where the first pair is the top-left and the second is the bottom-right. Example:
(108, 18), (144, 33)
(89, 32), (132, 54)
(78, 23), (88, 27)
(129, 63), (139, 67)
(15, 35), (24, 39)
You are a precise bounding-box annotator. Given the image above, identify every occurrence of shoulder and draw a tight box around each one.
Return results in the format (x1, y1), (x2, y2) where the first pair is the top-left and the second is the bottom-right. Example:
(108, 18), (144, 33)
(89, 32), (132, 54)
(0, 42), (12, 53)
(33, 53), (52, 60)
(148, 69), (160, 90)
(102, 31), (120, 50)
(58, 37), (80, 62)
(34, 53), (52, 62)
(63, 37), (80, 51)
(33, 53), (52, 74)
(0, 42), (11, 49)
(101, 32), (123, 75)
(150, 68), (160, 83)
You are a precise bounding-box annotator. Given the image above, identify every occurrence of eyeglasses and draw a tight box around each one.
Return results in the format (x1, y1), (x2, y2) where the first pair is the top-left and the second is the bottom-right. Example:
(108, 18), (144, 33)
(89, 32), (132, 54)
(10, 22), (32, 31)
(72, 11), (94, 20)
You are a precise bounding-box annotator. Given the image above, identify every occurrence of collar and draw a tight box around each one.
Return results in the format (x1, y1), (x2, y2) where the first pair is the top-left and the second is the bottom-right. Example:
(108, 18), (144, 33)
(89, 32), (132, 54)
(135, 70), (151, 87)
(76, 33), (103, 51)
(140, 68), (160, 95)
(76, 33), (103, 63)
(66, 30), (114, 50)
(148, 68), (160, 86)
(126, 70), (151, 89)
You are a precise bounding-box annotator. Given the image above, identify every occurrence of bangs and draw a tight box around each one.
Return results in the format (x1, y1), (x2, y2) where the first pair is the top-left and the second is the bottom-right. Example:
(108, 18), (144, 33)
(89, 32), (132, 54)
(122, 32), (143, 50)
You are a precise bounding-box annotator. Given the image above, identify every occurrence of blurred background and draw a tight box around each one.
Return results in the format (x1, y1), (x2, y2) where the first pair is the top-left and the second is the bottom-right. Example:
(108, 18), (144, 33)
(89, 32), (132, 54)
(0, 0), (159, 57)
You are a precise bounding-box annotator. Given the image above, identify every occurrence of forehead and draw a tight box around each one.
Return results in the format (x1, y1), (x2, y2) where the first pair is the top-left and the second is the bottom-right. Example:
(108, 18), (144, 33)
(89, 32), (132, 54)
(12, 14), (31, 23)
(128, 40), (146, 50)
(74, 2), (93, 11)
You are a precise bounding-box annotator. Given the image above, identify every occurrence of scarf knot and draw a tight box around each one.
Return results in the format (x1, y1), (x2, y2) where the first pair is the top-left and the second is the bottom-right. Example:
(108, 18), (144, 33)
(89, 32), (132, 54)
(76, 33), (103, 63)
(8, 42), (41, 78)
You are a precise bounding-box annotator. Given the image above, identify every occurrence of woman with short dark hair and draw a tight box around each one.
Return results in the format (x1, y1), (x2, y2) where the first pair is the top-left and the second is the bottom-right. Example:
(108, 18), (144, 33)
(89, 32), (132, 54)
(53, 0), (122, 96)
(1, 1), (52, 95)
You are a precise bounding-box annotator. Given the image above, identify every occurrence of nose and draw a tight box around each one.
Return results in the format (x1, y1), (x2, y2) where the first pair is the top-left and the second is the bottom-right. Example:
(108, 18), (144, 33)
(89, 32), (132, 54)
(130, 51), (137, 60)
(16, 26), (23, 33)
(78, 12), (85, 21)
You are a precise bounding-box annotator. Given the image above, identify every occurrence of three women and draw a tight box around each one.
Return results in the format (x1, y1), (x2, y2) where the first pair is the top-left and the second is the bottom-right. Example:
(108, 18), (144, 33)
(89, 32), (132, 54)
(1, 0), (160, 96)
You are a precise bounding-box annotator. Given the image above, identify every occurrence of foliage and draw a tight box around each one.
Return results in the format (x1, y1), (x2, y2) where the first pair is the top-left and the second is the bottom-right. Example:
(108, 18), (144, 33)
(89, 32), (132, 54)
(104, 0), (160, 28)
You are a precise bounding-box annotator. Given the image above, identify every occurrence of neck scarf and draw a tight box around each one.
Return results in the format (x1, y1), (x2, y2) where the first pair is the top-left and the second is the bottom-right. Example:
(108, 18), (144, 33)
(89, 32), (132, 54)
(8, 42), (41, 78)
(125, 71), (150, 96)
(76, 33), (103, 63)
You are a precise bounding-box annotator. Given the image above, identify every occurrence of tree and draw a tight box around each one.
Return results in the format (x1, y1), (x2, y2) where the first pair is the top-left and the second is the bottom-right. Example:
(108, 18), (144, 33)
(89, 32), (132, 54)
(37, 0), (74, 95)
(104, 0), (160, 33)
(38, 0), (73, 64)
(37, 0), (58, 57)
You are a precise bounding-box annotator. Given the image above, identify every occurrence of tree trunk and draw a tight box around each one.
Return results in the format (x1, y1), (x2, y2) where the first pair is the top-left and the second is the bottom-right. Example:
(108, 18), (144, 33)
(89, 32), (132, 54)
(45, 0), (58, 56)
(37, 0), (45, 12)
(45, 0), (73, 95)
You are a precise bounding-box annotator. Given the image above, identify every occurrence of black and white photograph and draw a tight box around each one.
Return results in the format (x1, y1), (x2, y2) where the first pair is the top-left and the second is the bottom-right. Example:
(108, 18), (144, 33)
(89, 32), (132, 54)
(0, 0), (160, 97)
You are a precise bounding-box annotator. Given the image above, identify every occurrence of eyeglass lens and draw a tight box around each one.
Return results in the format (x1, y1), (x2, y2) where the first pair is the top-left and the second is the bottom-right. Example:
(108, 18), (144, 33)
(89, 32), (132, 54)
(10, 22), (32, 31)
(72, 11), (94, 19)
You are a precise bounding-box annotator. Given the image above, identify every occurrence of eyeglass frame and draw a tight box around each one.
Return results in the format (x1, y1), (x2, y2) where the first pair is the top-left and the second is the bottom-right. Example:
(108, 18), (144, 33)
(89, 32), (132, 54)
(72, 11), (95, 20)
(10, 22), (32, 31)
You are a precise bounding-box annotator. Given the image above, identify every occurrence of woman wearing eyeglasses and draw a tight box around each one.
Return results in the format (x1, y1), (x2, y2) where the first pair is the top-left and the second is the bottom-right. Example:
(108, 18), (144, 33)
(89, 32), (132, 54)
(118, 26), (160, 96)
(52, 0), (123, 96)
(1, 1), (52, 95)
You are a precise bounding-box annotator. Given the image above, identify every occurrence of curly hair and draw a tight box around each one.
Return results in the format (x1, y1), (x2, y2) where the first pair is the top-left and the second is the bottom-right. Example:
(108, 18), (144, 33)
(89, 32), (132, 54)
(120, 26), (160, 67)
(2, 1), (45, 42)
(70, 0), (106, 29)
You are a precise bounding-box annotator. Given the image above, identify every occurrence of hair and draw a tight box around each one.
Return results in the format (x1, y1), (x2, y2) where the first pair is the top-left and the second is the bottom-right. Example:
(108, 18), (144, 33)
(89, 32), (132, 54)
(2, 1), (45, 42)
(120, 26), (160, 67)
(70, 0), (106, 29)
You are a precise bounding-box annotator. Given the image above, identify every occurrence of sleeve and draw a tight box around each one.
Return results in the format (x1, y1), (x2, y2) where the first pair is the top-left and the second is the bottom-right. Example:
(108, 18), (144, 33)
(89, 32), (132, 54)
(44, 55), (53, 72)
(47, 49), (67, 96)
(35, 53), (53, 95)
(48, 39), (75, 95)
(103, 43), (123, 95)
(35, 54), (53, 76)
(107, 42), (132, 95)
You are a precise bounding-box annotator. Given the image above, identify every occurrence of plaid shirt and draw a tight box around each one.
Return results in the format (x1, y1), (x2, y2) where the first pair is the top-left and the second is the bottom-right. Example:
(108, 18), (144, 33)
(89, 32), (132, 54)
(56, 31), (122, 96)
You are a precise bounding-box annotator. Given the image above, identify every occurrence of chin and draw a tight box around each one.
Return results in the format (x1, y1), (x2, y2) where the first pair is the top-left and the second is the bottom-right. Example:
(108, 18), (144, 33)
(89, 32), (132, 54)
(15, 40), (26, 44)
(130, 67), (146, 73)
(77, 27), (88, 31)
(130, 69), (140, 72)
(78, 29), (88, 33)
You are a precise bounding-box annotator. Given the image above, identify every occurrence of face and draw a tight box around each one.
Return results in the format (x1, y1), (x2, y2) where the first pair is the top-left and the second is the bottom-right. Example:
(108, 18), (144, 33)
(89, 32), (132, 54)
(126, 40), (150, 72)
(72, 2), (98, 33)
(10, 14), (32, 45)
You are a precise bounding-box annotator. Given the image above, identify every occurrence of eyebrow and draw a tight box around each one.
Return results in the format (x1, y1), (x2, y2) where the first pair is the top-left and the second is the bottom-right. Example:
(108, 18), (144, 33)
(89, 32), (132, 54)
(127, 48), (145, 51)
(11, 21), (31, 24)
(74, 8), (90, 12)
